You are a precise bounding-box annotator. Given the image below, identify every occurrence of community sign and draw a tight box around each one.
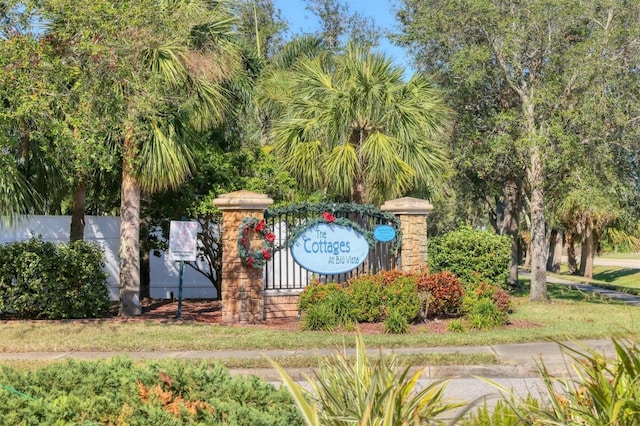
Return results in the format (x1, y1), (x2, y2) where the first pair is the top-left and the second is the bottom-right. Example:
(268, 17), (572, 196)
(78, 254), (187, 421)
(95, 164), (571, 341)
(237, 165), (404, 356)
(290, 223), (369, 274)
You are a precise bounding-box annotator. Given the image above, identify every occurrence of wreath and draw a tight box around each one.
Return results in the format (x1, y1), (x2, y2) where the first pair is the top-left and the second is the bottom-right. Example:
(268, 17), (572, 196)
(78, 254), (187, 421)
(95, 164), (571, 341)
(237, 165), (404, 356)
(238, 217), (276, 269)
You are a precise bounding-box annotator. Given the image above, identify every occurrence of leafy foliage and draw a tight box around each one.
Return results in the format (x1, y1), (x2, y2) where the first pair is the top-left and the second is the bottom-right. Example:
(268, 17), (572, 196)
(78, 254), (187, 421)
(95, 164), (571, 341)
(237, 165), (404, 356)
(0, 239), (110, 319)
(462, 282), (511, 330)
(466, 298), (506, 330)
(382, 275), (421, 322)
(301, 289), (356, 331)
(266, 42), (450, 205)
(416, 271), (464, 318)
(428, 227), (511, 288)
(343, 270), (423, 324)
(0, 357), (301, 425)
(345, 275), (386, 323)
(298, 281), (343, 313)
(484, 338), (640, 425)
(269, 333), (462, 425)
(383, 309), (409, 334)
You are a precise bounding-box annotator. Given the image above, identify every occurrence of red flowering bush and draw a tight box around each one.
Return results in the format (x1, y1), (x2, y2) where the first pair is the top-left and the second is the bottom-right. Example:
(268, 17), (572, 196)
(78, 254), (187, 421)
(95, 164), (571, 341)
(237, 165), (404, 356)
(415, 271), (464, 318)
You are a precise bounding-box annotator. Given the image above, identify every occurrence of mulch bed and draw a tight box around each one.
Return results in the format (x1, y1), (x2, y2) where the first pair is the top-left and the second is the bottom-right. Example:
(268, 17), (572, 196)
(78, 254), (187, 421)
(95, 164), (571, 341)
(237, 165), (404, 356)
(3, 299), (540, 333)
(113, 300), (540, 333)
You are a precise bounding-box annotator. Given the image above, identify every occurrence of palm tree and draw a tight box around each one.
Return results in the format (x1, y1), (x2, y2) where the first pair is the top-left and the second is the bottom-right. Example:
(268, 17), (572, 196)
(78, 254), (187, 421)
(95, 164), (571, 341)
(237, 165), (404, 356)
(115, 1), (241, 316)
(266, 43), (450, 205)
(35, 0), (241, 315)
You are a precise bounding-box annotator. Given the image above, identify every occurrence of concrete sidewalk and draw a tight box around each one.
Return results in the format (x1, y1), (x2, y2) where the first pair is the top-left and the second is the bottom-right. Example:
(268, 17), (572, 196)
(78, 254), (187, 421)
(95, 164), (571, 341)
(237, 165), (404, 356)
(0, 339), (622, 380)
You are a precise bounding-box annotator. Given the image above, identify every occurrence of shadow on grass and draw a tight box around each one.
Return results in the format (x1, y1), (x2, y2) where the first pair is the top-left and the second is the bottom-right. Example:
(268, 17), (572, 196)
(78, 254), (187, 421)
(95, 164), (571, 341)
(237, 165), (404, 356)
(592, 268), (640, 283)
(513, 281), (618, 304)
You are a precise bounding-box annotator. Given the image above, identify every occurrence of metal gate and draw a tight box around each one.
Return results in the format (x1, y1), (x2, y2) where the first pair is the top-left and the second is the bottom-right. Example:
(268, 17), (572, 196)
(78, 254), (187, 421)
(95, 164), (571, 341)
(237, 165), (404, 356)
(264, 203), (401, 290)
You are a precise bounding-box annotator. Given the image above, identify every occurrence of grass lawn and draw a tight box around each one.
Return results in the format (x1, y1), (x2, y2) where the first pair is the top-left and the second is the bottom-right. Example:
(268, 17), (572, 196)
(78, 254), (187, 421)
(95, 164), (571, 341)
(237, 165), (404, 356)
(554, 264), (640, 292)
(0, 283), (637, 354)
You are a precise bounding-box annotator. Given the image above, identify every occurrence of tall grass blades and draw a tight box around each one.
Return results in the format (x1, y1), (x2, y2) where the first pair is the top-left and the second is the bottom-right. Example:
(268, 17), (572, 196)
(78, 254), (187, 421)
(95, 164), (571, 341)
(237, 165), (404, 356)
(483, 338), (640, 425)
(269, 333), (463, 425)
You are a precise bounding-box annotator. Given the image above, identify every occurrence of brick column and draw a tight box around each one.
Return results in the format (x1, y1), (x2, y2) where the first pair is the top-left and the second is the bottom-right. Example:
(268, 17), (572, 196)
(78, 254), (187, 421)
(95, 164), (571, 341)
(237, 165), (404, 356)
(380, 197), (433, 272)
(213, 191), (273, 324)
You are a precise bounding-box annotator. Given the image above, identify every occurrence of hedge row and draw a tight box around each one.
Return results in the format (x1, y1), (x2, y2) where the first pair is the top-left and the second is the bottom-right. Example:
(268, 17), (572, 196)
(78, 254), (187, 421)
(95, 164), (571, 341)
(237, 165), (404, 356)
(0, 238), (111, 319)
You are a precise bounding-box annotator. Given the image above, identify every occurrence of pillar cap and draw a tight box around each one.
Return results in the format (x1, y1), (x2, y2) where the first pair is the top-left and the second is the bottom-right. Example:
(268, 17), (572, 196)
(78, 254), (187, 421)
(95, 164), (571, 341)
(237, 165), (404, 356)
(380, 197), (433, 215)
(213, 190), (273, 211)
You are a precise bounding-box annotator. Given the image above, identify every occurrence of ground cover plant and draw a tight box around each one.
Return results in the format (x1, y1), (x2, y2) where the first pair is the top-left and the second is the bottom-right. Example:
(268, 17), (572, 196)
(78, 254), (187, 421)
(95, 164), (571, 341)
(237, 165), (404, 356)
(0, 357), (301, 425)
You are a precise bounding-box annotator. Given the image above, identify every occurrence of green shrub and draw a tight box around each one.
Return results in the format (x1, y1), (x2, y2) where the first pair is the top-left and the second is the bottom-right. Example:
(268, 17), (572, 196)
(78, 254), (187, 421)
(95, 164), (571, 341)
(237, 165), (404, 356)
(324, 290), (356, 327)
(428, 226), (511, 288)
(447, 318), (466, 333)
(301, 289), (356, 331)
(416, 271), (464, 318)
(302, 302), (338, 331)
(384, 309), (409, 334)
(463, 282), (512, 315)
(345, 275), (385, 323)
(269, 334), (462, 425)
(383, 275), (420, 322)
(0, 239), (110, 319)
(467, 298), (507, 330)
(298, 282), (343, 313)
(0, 357), (302, 425)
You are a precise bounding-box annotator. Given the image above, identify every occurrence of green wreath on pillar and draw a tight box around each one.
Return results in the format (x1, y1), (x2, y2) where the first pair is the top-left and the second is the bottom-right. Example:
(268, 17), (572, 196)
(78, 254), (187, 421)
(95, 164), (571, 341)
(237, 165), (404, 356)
(238, 217), (276, 269)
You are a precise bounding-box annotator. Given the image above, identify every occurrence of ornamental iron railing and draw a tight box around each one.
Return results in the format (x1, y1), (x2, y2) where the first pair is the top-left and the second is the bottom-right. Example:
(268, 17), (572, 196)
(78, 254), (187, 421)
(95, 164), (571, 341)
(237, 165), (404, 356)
(263, 203), (401, 290)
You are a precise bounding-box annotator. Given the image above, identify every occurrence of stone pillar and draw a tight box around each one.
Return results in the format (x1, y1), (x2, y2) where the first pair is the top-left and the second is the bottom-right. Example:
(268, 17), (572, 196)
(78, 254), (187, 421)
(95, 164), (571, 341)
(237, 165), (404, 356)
(380, 197), (433, 272)
(213, 190), (273, 324)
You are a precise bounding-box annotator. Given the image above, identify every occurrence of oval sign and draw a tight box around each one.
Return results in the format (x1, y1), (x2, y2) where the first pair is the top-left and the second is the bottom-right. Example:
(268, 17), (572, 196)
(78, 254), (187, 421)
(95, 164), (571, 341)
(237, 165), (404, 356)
(290, 223), (370, 274)
(373, 225), (396, 242)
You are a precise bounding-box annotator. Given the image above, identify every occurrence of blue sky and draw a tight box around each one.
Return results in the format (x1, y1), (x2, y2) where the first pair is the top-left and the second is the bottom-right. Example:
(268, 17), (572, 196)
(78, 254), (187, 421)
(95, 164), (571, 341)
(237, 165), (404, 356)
(271, 0), (416, 76)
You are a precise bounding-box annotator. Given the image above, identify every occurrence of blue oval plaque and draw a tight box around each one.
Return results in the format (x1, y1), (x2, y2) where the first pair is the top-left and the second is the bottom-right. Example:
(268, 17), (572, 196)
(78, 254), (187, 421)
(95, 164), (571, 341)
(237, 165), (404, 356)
(290, 223), (370, 274)
(373, 225), (396, 242)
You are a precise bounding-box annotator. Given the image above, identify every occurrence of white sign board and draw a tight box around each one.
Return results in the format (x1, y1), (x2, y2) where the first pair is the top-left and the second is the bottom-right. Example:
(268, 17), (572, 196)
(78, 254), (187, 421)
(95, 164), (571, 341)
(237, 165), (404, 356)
(169, 220), (198, 261)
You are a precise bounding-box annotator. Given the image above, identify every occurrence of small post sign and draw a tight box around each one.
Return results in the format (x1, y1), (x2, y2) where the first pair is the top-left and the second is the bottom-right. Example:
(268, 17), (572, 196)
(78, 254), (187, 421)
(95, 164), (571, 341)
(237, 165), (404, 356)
(169, 220), (198, 261)
(169, 220), (198, 319)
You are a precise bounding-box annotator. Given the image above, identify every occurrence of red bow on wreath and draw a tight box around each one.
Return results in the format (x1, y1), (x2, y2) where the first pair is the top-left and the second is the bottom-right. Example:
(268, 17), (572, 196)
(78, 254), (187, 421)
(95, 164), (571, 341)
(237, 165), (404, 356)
(322, 211), (336, 223)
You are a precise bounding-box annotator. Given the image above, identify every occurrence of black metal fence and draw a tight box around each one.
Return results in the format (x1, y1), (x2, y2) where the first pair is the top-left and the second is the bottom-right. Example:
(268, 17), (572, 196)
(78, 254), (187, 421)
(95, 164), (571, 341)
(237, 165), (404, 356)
(263, 203), (401, 290)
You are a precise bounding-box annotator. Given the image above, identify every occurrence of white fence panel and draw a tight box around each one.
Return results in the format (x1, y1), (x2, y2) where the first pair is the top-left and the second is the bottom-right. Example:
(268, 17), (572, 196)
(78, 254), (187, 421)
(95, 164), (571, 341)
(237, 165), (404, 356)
(0, 215), (217, 300)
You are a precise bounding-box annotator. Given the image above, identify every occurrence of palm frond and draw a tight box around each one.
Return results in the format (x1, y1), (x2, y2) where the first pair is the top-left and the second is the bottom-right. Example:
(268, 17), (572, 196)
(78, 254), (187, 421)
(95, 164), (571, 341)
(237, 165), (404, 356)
(0, 156), (42, 226)
(323, 143), (358, 198)
(136, 117), (196, 192)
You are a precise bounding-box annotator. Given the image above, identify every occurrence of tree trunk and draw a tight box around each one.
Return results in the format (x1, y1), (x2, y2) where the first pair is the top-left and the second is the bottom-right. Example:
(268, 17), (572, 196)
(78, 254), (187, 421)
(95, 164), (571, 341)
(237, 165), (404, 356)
(69, 176), (88, 242)
(528, 148), (549, 302)
(566, 231), (578, 274)
(546, 229), (557, 271)
(546, 228), (563, 272)
(500, 180), (520, 288)
(579, 219), (594, 278)
(119, 138), (142, 316)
